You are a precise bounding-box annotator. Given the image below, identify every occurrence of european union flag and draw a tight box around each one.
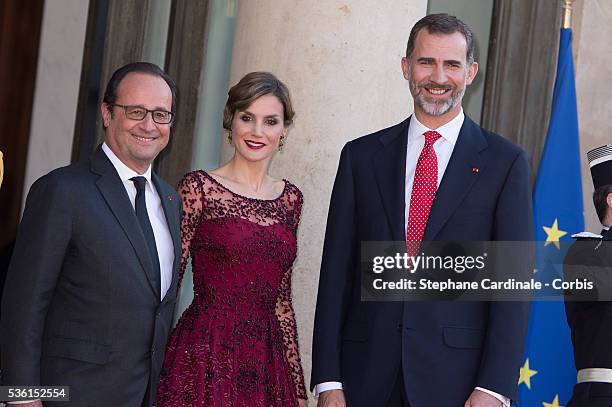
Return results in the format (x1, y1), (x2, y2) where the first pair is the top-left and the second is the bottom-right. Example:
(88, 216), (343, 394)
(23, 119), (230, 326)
(516, 28), (582, 407)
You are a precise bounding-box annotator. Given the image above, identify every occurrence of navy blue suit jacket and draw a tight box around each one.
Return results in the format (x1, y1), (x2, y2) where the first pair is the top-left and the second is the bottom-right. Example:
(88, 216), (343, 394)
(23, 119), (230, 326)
(311, 116), (533, 407)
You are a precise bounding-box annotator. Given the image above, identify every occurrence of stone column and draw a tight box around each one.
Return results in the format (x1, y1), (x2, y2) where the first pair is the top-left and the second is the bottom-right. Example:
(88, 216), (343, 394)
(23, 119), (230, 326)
(23, 0), (89, 206)
(222, 1), (427, 402)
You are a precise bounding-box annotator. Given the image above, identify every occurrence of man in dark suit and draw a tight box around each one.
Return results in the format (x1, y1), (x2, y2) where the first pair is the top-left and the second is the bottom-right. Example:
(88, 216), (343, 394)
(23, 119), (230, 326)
(564, 145), (612, 407)
(312, 14), (532, 407)
(0, 62), (181, 407)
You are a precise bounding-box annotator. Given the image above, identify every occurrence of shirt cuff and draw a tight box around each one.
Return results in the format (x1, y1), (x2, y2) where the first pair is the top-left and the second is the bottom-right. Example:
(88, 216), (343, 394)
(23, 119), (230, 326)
(8, 400), (40, 404)
(475, 387), (510, 407)
(313, 382), (343, 397)
(313, 383), (507, 405)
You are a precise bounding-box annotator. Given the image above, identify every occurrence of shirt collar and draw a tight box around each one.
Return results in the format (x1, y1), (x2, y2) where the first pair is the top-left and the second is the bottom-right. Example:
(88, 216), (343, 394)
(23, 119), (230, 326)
(102, 142), (152, 185)
(408, 108), (465, 146)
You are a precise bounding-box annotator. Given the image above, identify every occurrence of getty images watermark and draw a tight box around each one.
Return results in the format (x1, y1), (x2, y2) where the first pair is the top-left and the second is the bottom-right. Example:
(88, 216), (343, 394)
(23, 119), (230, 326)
(361, 241), (601, 301)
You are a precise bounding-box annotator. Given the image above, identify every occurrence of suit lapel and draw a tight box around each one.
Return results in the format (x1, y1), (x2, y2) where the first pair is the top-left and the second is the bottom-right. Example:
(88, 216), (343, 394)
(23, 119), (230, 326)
(423, 116), (487, 241)
(373, 118), (410, 242)
(91, 147), (159, 298)
(152, 174), (181, 303)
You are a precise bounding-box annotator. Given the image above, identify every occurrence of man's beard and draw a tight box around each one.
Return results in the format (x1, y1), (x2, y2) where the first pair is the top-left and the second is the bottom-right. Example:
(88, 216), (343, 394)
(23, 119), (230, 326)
(409, 70), (466, 117)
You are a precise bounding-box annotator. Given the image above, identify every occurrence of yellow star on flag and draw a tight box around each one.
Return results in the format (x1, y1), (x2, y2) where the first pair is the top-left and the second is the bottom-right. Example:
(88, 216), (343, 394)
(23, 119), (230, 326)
(543, 219), (567, 249)
(518, 358), (538, 389)
(543, 394), (562, 407)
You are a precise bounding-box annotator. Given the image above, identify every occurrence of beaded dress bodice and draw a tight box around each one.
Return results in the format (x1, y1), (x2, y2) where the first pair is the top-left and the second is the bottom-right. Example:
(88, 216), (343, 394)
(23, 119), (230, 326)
(155, 170), (306, 406)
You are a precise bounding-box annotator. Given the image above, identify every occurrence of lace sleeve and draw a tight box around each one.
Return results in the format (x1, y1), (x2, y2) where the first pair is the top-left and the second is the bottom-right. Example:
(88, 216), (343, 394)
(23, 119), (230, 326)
(176, 171), (203, 291)
(275, 266), (307, 400)
(275, 185), (306, 400)
(292, 194), (302, 234)
(285, 183), (303, 235)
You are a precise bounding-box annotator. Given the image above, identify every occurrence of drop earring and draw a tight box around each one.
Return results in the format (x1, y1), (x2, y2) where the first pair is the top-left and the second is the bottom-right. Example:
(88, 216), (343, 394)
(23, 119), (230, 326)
(278, 134), (285, 152)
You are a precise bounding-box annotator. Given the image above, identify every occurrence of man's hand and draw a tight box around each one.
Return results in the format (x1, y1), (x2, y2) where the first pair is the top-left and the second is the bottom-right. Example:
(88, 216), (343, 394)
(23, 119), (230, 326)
(464, 389), (503, 407)
(299, 398), (309, 407)
(8, 401), (43, 407)
(317, 389), (346, 407)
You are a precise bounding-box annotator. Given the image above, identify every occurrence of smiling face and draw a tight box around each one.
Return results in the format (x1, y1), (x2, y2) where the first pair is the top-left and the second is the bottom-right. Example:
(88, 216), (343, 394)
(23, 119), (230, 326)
(101, 72), (173, 174)
(230, 93), (286, 165)
(401, 29), (477, 128)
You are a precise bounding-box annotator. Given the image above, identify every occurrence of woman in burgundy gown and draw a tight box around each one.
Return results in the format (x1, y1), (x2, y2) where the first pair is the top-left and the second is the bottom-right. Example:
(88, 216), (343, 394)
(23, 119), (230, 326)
(156, 72), (307, 406)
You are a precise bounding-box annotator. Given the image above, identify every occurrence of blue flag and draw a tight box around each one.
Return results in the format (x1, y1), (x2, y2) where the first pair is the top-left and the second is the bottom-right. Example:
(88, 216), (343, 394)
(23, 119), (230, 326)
(516, 28), (582, 407)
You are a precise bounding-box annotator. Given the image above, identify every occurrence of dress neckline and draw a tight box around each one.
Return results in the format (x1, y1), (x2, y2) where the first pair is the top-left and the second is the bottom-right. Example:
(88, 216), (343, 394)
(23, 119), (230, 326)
(202, 170), (289, 202)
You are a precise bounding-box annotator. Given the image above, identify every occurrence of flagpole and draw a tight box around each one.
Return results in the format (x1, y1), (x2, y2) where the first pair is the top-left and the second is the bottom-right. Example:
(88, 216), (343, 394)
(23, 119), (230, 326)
(562, 0), (574, 29)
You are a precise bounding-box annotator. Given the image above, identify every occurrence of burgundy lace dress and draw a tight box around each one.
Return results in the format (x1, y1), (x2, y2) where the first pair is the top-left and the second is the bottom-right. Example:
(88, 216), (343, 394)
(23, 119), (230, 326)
(155, 170), (307, 406)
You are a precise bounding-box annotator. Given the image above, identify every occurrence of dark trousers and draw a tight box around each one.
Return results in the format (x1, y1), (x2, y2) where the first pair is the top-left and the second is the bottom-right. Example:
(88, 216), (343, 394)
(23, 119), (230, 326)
(386, 368), (410, 407)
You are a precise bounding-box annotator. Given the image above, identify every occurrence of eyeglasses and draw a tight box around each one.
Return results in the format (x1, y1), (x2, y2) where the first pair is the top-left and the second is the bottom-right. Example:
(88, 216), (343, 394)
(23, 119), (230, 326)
(110, 103), (174, 124)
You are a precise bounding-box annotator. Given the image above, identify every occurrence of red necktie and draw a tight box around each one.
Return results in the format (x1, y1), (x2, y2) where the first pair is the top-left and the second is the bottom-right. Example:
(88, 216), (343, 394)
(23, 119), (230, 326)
(407, 130), (441, 256)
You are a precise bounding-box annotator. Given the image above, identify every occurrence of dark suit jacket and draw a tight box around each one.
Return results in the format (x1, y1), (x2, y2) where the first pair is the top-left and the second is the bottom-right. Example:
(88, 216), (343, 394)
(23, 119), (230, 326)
(0, 147), (181, 407)
(564, 233), (612, 407)
(311, 116), (533, 407)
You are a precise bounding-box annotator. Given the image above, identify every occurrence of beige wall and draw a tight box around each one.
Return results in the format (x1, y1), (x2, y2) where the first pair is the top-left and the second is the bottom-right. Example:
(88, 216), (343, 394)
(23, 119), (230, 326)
(22, 0), (89, 207)
(573, 0), (612, 231)
(222, 1), (427, 402)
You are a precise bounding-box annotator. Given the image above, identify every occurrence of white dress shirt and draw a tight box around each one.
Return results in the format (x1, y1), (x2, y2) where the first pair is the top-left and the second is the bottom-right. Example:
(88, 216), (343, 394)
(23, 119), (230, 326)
(315, 111), (510, 406)
(102, 143), (174, 300)
(404, 110), (462, 232)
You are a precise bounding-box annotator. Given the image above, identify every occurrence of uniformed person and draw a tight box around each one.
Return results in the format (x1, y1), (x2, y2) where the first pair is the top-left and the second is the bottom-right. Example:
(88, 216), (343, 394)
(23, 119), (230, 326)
(564, 144), (612, 407)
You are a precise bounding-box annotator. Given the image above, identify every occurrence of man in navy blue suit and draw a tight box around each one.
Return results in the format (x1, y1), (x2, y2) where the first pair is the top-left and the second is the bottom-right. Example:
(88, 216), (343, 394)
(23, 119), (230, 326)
(312, 14), (533, 407)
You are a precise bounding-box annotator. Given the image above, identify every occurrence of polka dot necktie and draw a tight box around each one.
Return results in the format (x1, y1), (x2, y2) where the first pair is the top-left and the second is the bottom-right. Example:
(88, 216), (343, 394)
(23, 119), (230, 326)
(407, 130), (441, 256)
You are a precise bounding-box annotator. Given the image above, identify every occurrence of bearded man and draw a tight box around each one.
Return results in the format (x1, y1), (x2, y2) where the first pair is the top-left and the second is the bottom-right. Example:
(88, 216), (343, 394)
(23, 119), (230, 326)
(311, 13), (533, 407)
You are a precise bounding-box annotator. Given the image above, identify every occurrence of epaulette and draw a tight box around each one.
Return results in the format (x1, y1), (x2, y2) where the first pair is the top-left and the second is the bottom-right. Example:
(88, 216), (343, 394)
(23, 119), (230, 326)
(571, 232), (603, 240)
